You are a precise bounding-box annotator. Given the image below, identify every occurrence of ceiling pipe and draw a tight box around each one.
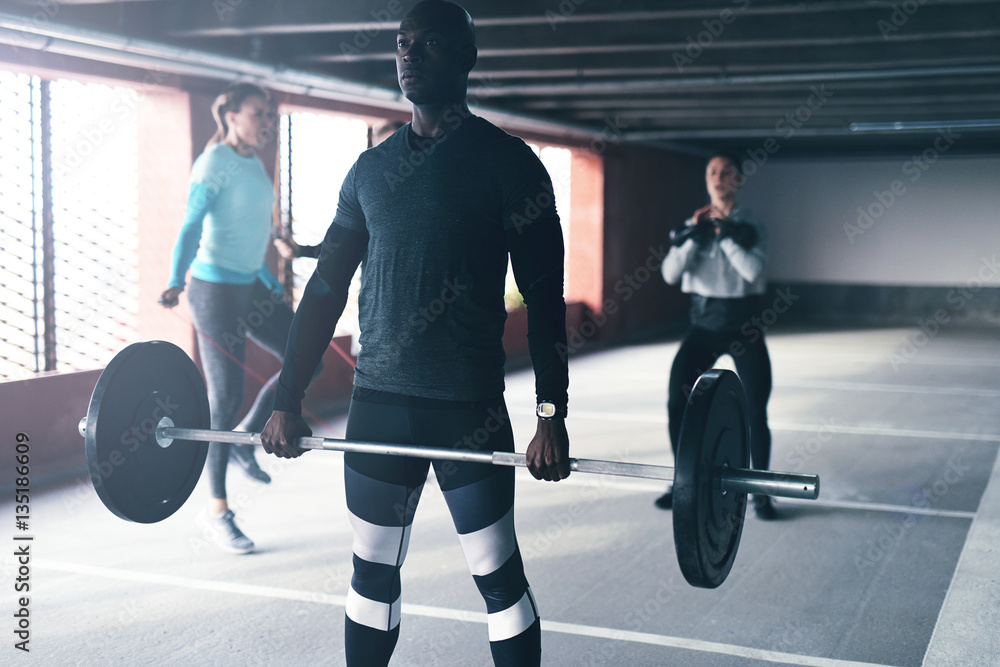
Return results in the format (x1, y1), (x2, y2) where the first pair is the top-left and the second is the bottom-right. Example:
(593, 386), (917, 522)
(0, 11), (627, 147)
(469, 64), (1000, 97)
(849, 119), (1000, 133)
(626, 119), (1000, 141)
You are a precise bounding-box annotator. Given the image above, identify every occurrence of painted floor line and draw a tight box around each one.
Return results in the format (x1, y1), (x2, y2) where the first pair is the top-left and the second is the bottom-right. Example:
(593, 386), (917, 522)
(543, 620), (893, 667)
(547, 475), (977, 519)
(34, 559), (889, 667)
(777, 497), (976, 520)
(772, 354), (1000, 369)
(777, 379), (1000, 398)
(601, 373), (1000, 398)
(921, 428), (1000, 665)
(769, 422), (1000, 443)
(570, 410), (1000, 443)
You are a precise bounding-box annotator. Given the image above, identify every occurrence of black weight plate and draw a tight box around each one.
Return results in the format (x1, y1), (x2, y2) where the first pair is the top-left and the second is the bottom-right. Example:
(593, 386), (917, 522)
(673, 369), (750, 588)
(84, 341), (210, 523)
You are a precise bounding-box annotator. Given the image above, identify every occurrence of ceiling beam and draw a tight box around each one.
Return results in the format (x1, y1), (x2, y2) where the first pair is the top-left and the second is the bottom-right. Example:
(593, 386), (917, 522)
(465, 63), (1000, 97)
(161, 0), (1000, 36)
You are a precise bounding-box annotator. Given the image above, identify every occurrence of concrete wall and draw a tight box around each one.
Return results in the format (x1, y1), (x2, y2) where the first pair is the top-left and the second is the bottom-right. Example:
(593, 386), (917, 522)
(737, 153), (1000, 324)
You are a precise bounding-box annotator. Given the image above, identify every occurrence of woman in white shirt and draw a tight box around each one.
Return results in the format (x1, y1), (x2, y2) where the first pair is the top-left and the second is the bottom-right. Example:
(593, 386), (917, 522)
(657, 153), (776, 519)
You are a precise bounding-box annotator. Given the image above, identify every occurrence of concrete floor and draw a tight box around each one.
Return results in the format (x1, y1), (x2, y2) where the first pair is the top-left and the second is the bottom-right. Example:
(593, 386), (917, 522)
(2, 325), (999, 666)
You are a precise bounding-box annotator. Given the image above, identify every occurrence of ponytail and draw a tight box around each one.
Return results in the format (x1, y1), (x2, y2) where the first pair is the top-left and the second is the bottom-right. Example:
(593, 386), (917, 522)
(207, 82), (270, 147)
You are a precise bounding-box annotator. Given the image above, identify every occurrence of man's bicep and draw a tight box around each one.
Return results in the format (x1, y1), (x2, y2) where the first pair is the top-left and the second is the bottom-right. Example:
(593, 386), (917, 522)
(500, 141), (560, 235)
(507, 218), (564, 295)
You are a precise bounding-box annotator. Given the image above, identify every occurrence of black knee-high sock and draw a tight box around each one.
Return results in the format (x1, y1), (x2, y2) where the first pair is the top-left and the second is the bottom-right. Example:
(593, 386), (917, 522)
(345, 616), (399, 667)
(489, 617), (541, 667)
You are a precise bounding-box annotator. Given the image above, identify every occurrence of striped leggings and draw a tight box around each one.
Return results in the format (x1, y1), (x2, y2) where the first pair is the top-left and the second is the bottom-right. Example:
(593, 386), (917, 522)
(342, 388), (540, 666)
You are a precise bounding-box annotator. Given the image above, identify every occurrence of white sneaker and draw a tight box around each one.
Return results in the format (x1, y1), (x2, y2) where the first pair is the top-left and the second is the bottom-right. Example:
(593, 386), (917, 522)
(211, 509), (255, 554)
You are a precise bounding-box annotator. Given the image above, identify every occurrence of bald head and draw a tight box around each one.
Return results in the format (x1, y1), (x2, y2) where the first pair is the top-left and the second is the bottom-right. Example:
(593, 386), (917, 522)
(403, 0), (476, 47)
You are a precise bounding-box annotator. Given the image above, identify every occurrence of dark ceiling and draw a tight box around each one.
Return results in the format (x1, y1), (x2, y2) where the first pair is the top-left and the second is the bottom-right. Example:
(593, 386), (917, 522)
(4, 0), (1000, 157)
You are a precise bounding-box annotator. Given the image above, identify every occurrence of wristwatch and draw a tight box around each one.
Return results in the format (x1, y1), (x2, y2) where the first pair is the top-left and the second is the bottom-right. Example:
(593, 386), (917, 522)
(536, 402), (566, 420)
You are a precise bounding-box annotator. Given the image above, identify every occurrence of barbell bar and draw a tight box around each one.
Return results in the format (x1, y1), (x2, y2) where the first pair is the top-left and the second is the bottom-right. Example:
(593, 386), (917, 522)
(76, 419), (819, 500)
(79, 340), (820, 588)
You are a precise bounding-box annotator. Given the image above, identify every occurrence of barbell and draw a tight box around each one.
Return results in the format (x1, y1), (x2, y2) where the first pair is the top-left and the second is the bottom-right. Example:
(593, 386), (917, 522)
(78, 340), (819, 588)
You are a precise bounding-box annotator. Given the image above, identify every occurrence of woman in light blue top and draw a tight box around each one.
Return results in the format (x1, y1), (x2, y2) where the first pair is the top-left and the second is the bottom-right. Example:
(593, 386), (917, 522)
(160, 82), (315, 553)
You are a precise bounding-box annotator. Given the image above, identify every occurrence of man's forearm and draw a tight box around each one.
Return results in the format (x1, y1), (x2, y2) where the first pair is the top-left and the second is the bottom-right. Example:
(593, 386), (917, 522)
(273, 273), (347, 414)
(523, 268), (569, 412)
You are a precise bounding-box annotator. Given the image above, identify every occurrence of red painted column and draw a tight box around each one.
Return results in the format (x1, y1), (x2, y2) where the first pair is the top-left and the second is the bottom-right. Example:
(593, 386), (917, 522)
(136, 87), (197, 356)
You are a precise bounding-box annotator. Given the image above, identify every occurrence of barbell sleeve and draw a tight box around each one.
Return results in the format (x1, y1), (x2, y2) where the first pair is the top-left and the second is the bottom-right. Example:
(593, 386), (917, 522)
(720, 466), (820, 500)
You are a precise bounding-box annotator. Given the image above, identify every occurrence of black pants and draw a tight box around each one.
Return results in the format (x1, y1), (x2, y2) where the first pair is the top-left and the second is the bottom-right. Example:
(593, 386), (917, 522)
(188, 277), (302, 500)
(667, 326), (772, 470)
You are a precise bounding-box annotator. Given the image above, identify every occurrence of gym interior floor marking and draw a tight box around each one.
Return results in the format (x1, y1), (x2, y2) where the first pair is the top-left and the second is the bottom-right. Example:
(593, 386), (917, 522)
(768, 422), (1000, 444)
(569, 410), (1000, 443)
(34, 559), (892, 667)
(545, 476), (977, 520)
(777, 379), (1000, 398)
(605, 372), (1000, 398)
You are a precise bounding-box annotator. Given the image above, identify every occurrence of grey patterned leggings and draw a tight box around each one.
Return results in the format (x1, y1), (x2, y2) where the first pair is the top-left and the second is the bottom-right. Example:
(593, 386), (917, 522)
(187, 277), (316, 499)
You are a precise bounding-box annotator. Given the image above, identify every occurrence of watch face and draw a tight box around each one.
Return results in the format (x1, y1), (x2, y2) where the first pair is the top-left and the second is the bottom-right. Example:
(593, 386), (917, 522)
(537, 403), (556, 418)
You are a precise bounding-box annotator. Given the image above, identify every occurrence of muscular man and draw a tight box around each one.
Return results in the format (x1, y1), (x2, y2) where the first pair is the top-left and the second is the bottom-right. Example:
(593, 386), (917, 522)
(261, 2), (570, 664)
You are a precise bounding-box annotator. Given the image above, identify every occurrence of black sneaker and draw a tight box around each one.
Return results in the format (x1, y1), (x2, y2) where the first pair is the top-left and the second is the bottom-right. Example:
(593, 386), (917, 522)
(654, 488), (673, 510)
(230, 444), (272, 484)
(751, 494), (777, 520)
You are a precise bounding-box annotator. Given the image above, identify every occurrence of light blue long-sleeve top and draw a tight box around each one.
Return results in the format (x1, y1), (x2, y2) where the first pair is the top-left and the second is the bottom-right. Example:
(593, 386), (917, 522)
(168, 143), (280, 291)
